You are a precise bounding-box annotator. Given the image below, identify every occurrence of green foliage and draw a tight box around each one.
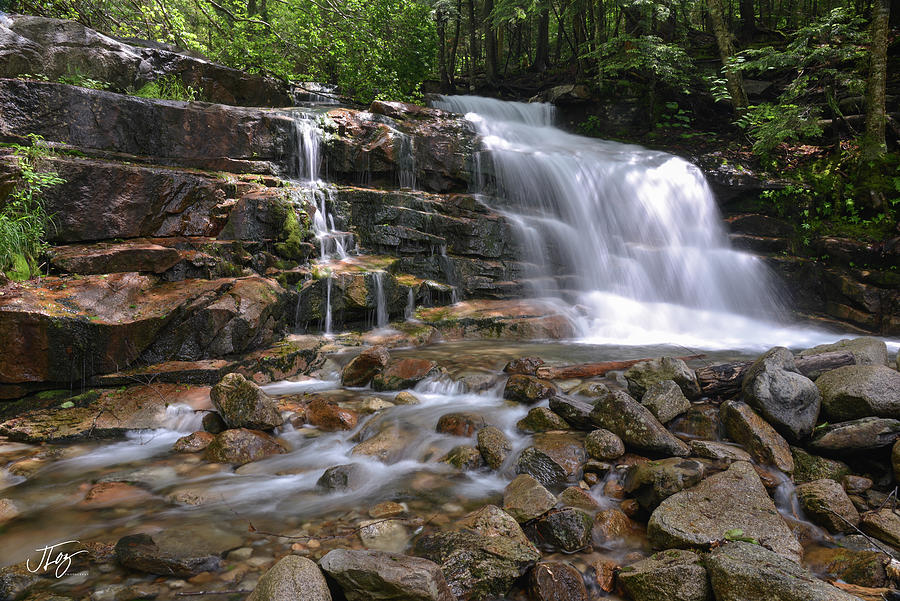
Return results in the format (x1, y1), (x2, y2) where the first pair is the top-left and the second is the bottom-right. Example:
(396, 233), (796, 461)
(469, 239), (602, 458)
(0, 134), (64, 280)
(584, 35), (696, 94)
(735, 103), (823, 158)
(132, 75), (198, 102)
(56, 66), (109, 90)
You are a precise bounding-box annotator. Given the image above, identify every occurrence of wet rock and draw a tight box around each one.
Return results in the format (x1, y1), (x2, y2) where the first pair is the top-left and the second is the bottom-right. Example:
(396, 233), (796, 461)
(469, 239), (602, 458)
(591, 508), (643, 547)
(341, 346), (390, 387)
(817, 365), (900, 421)
(503, 374), (557, 404)
(803, 546), (889, 588)
(706, 541), (859, 601)
(0, 563), (42, 601)
(202, 412), (228, 434)
(0, 499), (20, 524)
(625, 357), (700, 400)
(809, 417), (900, 453)
(623, 458), (708, 510)
(800, 337), (888, 367)
(317, 463), (366, 492)
(558, 486), (601, 512)
(370, 501), (406, 519)
(720, 400), (793, 474)
(503, 474), (557, 522)
(319, 549), (453, 601)
(742, 347), (821, 441)
(842, 474), (873, 495)
(476, 426), (512, 469)
(202, 428), (285, 465)
(893, 439), (900, 482)
(517, 407), (570, 432)
(98, 465), (178, 489)
(515, 434), (585, 488)
(372, 359), (440, 391)
(668, 404), (721, 440)
(641, 380), (691, 424)
(436, 412), (485, 437)
(80, 482), (153, 508)
(503, 356), (545, 375)
(648, 461), (803, 562)
(246, 556), (331, 601)
(860, 509), (900, 549)
(210, 373), (283, 431)
(358, 519), (409, 553)
(791, 446), (850, 483)
(359, 397), (395, 414)
(617, 549), (710, 601)
(115, 527), (241, 577)
(441, 445), (485, 470)
(412, 529), (541, 600)
(393, 391), (421, 405)
(689, 440), (751, 462)
(528, 562), (588, 601)
(526, 507), (593, 552)
(306, 398), (358, 431)
(173, 431), (215, 453)
(590, 390), (690, 457)
(796, 479), (860, 534)
(548, 394), (594, 430)
(585, 428), (625, 460)
(458, 373), (501, 393)
(351, 424), (411, 462)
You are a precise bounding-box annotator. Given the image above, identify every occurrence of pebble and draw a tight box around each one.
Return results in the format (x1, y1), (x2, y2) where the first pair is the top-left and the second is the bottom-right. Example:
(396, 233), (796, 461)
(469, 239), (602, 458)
(369, 501), (406, 518)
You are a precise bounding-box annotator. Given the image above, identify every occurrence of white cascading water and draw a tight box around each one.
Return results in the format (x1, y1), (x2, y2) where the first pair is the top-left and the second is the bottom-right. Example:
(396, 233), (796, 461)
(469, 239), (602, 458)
(432, 95), (840, 350)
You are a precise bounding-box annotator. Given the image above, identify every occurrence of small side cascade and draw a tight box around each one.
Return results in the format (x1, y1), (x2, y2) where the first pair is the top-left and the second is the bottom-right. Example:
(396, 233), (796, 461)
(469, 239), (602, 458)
(292, 112), (322, 182)
(302, 187), (354, 261)
(395, 131), (416, 190)
(373, 271), (389, 329)
(437, 245), (460, 303)
(323, 275), (333, 336)
(405, 288), (416, 320)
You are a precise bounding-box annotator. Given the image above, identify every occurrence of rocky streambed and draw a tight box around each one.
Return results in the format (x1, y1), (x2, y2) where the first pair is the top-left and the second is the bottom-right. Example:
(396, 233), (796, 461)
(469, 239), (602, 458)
(1, 336), (900, 601)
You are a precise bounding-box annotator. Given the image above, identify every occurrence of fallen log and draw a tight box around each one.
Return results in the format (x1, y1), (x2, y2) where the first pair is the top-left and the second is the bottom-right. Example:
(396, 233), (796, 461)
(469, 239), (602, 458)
(697, 351), (855, 398)
(534, 354), (705, 380)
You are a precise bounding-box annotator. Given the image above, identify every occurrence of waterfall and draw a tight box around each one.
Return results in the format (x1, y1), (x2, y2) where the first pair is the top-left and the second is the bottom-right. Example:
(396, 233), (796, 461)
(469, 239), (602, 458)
(373, 271), (389, 328)
(324, 275), (333, 335)
(292, 113), (322, 182)
(405, 288), (416, 320)
(430, 95), (826, 349)
(395, 132), (416, 190)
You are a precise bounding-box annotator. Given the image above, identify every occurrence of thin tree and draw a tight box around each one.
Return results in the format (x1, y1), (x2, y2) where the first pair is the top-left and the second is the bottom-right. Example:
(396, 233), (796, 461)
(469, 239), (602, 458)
(708, 0), (749, 113)
(862, 0), (890, 159)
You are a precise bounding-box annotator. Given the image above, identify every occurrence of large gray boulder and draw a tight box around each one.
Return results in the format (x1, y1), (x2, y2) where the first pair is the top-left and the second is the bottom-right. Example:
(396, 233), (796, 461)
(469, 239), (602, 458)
(800, 336), (888, 366)
(647, 461), (802, 562)
(706, 541), (861, 601)
(319, 549), (453, 601)
(590, 391), (690, 457)
(741, 347), (820, 441)
(816, 365), (900, 421)
(625, 357), (701, 400)
(210, 372), (283, 430)
(617, 549), (710, 601)
(641, 380), (691, 424)
(247, 556), (331, 601)
(720, 400), (793, 474)
(809, 417), (900, 453)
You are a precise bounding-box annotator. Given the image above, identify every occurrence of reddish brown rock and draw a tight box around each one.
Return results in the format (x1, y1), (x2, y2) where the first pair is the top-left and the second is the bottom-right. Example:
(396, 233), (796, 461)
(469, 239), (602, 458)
(50, 242), (183, 274)
(80, 482), (154, 508)
(528, 561), (588, 601)
(372, 358), (441, 391)
(436, 412), (486, 437)
(592, 508), (643, 547)
(341, 346), (391, 387)
(306, 398), (358, 431)
(174, 431), (215, 453)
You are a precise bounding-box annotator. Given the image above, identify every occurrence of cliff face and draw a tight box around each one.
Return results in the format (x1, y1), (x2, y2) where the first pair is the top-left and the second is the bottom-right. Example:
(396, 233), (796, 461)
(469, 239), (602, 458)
(0, 16), (894, 401)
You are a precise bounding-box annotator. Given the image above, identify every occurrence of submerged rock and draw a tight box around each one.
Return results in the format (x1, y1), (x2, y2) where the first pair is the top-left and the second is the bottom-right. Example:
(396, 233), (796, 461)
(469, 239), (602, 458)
(816, 365), (900, 421)
(641, 380), (691, 424)
(647, 461), (802, 562)
(741, 347), (821, 441)
(625, 357), (700, 400)
(413, 529), (540, 600)
(372, 359), (440, 391)
(590, 390), (690, 457)
(247, 555), (332, 601)
(316, 463), (366, 492)
(114, 527), (242, 577)
(319, 549), (453, 601)
(706, 541), (860, 601)
(203, 428), (285, 465)
(210, 373), (283, 430)
(617, 549), (710, 601)
(341, 346), (390, 387)
(441, 445), (484, 470)
(720, 400), (793, 474)
(436, 412), (485, 437)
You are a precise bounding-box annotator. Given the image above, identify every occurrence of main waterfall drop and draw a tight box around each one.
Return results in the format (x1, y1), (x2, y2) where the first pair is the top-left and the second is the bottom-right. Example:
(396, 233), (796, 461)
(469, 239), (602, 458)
(432, 95), (813, 349)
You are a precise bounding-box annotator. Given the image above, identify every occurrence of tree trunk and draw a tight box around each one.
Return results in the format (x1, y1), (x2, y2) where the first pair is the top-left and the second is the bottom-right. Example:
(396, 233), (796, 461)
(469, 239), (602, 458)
(467, 0), (477, 91)
(535, 354), (705, 380)
(863, 0), (890, 159)
(739, 0), (758, 39)
(438, 17), (451, 92)
(532, 8), (551, 72)
(708, 0), (748, 113)
(483, 0), (499, 82)
(449, 0), (462, 88)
